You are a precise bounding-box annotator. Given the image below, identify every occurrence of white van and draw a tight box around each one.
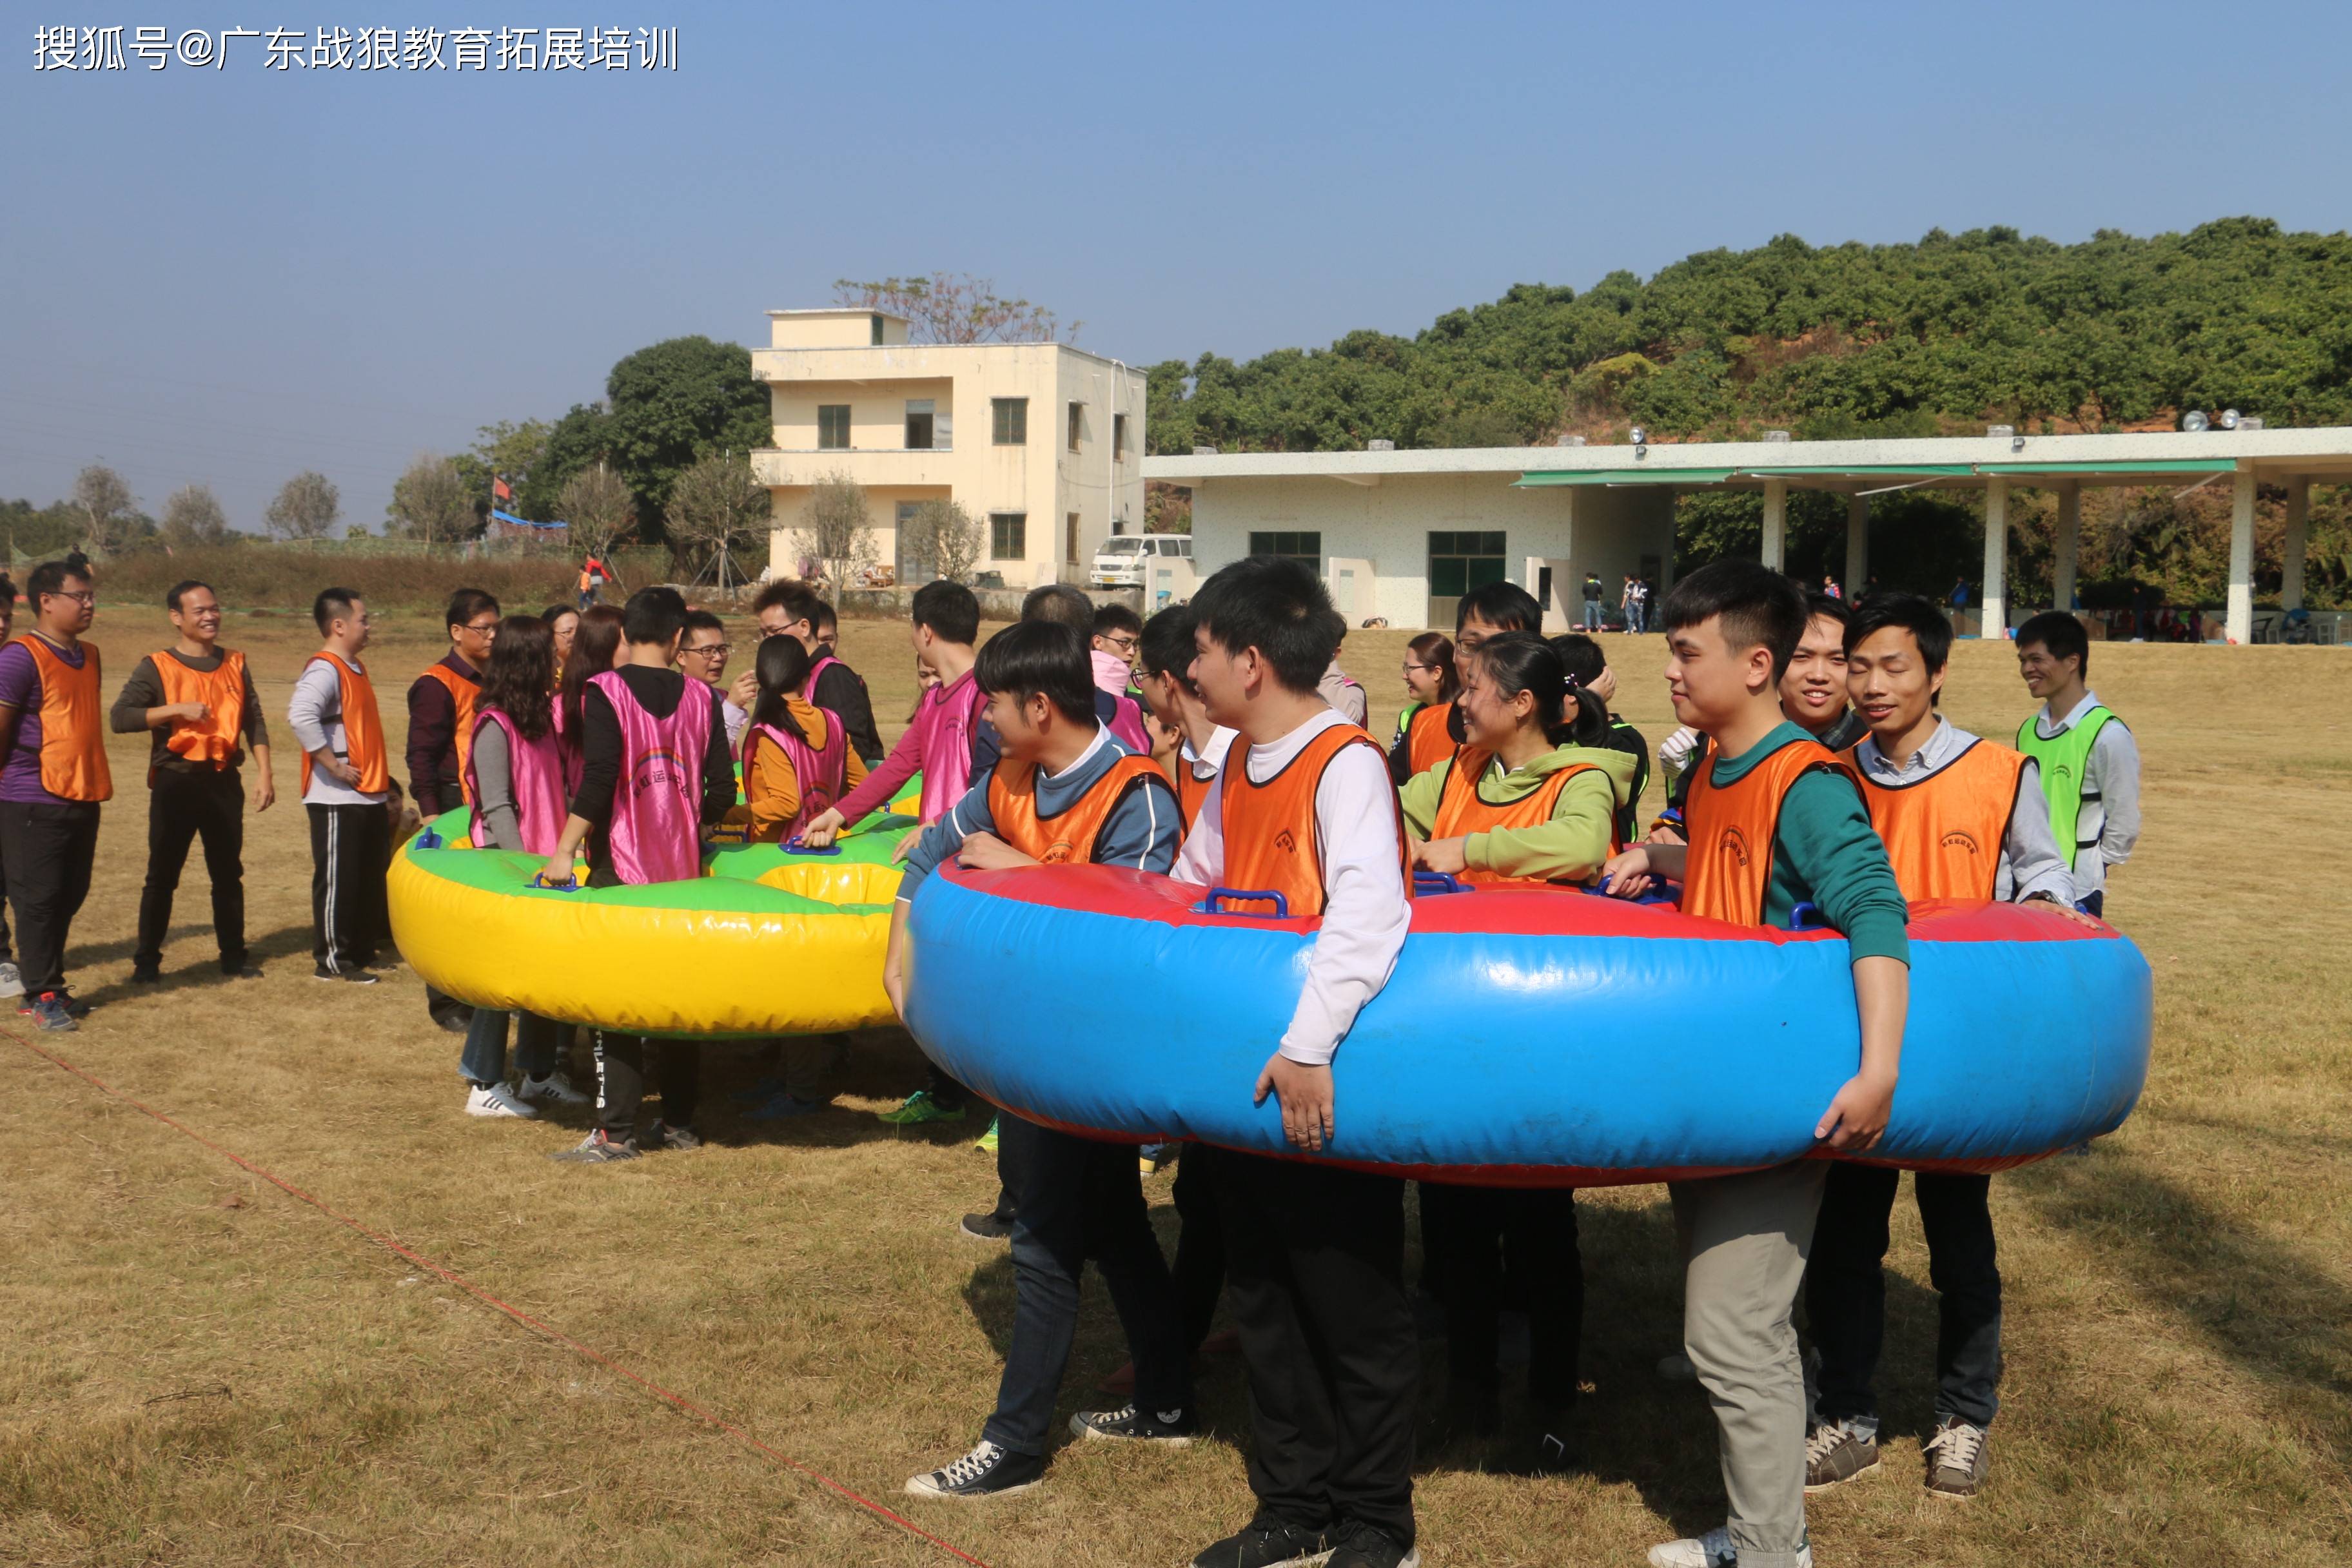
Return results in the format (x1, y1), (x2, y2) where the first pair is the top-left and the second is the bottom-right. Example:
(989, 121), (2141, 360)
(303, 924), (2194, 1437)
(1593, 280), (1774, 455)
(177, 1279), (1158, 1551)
(1090, 533), (1193, 589)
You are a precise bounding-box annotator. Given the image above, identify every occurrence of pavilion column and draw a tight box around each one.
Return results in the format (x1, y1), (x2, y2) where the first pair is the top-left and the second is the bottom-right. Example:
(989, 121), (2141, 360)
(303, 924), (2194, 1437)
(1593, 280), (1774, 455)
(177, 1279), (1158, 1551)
(1761, 478), (1787, 572)
(1843, 493), (1868, 596)
(2282, 476), (2310, 612)
(2052, 485), (2081, 614)
(1981, 476), (2009, 637)
(2227, 469), (2257, 644)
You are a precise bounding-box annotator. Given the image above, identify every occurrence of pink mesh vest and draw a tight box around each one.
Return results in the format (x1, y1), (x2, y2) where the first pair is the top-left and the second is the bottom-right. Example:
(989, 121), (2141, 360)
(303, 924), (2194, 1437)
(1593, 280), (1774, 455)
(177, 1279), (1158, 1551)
(747, 707), (847, 839)
(588, 670), (711, 885)
(466, 707), (570, 857)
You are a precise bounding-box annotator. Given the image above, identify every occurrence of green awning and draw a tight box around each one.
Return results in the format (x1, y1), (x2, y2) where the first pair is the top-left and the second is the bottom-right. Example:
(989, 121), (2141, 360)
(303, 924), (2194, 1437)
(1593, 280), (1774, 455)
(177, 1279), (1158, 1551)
(1740, 464), (1975, 478)
(1972, 459), (2236, 476)
(1514, 468), (1734, 487)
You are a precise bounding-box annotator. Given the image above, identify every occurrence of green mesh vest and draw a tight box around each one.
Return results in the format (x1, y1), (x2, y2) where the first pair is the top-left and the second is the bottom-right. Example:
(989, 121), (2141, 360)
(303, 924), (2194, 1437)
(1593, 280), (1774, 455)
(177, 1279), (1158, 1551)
(2015, 706), (2115, 870)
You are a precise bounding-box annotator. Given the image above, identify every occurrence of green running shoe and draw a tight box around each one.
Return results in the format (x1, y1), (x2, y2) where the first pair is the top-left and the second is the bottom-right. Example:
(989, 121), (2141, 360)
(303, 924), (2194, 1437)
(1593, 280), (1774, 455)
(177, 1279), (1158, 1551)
(876, 1089), (965, 1126)
(974, 1115), (1000, 1154)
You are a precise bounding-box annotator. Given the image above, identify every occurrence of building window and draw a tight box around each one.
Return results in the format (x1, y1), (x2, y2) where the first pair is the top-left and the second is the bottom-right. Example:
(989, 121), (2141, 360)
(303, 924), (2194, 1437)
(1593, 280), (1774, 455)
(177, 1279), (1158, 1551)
(896, 501), (930, 585)
(1429, 531), (1507, 598)
(817, 405), (850, 450)
(1112, 412), (1128, 458)
(1068, 401), (1083, 452)
(992, 397), (1027, 446)
(990, 512), (1026, 560)
(1249, 530), (1322, 571)
(1066, 512), (1081, 565)
(905, 399), (936, 450)
(870, 313), (885, 346)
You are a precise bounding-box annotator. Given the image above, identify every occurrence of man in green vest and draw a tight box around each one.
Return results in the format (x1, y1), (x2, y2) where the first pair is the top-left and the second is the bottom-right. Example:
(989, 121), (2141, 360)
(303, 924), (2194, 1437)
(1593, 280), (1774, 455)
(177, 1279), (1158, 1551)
(2014, 612), (2141, 919)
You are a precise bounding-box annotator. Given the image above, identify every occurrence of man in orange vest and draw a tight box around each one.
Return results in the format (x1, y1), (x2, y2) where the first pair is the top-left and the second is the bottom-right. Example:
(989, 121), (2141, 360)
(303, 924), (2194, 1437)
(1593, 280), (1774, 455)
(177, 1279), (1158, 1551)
(0, 560), (112, 1031)
(1803, 593), (2087, 1505)
(109, 579), (273, 984)
(1600, 560), (1909, 1568)
(409, 587), (498, 1031)
(288, 587), (393, 983)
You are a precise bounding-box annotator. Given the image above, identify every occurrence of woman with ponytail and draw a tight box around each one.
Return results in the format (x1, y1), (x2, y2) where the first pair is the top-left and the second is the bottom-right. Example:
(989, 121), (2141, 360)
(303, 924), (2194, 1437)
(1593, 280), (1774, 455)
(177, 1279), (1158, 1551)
(736, 632), (866, 843)
(1399, 631), (1633, 887)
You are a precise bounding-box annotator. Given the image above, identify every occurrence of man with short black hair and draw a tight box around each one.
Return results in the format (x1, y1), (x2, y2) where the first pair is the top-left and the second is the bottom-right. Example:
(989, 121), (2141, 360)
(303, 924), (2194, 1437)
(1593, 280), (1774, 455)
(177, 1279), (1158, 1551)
(754, 581), (882, 763)
(2014, 611), (2139, 919)
(0, 561), (110, 1030)
(289, 589), (391, 984)
(409, 587), (498, 1030)
(110, 580), (272, 982)
(1581, 569), (1605, 631)
(680, 609), (748, 751)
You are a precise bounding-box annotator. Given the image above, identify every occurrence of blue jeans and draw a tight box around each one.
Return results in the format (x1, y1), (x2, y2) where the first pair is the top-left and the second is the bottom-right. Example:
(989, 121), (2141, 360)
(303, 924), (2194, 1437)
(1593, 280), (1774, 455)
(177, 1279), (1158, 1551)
(981, 1113), (1192, 1456)
(1582, 601), (1602, 630)
(458, 1008), (560, 1086)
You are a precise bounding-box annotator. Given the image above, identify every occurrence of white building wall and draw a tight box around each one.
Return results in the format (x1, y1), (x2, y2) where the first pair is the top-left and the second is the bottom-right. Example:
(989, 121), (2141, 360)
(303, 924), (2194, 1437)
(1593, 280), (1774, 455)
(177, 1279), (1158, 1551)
(1188, 473), (1674, 629)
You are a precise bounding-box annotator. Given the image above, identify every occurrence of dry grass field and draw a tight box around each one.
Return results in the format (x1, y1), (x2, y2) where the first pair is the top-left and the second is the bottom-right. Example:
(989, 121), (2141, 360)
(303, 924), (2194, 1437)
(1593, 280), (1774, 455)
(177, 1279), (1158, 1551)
(1, 598), (2347, 1567)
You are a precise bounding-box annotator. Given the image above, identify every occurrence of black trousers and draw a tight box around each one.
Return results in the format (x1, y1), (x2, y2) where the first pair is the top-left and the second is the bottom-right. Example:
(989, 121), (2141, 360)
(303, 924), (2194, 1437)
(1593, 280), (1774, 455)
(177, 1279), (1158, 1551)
(592, 1033), (701, 1138)
(137, 767), (246, 971)
(1215, 1150), (1418, 1545)
(1807, 1164), (2003, 1430)
(1171, 1142), (1228, 1353)
(1422, 1181), (1583, 1407)
(0, 800), (99, 995)
(306, 801), (389, 972)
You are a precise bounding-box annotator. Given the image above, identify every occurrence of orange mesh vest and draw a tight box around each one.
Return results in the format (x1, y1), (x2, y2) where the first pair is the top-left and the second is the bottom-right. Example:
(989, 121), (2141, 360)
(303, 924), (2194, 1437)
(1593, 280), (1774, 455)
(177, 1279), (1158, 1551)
(1429, 747), (1605, 886)
(1850, 736), (2026, 902)
(153, 649), (247, 769)
(1219, 723), (1409, 917)
(22, 637), (111, 802)
(300, 652), (389, 796)
(986, 753), (1171, 865)
(419, 662), (480, 804)
(1176, 756), (1216, 834)
(1406, 701), (1455, 776)
(1680, 732), (1854, 926)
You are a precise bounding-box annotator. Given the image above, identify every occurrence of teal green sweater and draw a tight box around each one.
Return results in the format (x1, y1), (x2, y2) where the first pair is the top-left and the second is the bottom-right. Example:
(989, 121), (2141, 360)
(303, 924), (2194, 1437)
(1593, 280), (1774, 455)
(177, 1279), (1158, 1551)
(1707, 721), (1910, 965)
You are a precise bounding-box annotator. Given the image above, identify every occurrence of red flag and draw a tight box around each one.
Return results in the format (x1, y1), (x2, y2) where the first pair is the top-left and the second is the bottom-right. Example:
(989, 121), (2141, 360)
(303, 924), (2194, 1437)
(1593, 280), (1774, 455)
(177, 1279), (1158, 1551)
(493, 478), (512, 501)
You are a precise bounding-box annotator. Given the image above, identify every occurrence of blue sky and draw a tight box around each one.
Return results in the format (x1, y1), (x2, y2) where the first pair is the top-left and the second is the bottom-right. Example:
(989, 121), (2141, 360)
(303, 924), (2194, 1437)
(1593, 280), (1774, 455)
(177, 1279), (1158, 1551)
(4, 0), (2346, 533)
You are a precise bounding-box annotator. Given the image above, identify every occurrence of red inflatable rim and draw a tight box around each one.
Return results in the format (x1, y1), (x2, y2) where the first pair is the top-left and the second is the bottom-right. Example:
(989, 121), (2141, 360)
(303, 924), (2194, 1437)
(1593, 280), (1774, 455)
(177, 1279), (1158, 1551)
(937, 863), (2117, 946)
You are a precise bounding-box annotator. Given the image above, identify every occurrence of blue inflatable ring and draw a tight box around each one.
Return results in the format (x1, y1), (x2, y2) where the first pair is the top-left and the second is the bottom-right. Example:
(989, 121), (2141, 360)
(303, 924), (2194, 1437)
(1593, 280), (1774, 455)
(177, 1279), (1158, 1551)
(903, 865), (2152, 1186)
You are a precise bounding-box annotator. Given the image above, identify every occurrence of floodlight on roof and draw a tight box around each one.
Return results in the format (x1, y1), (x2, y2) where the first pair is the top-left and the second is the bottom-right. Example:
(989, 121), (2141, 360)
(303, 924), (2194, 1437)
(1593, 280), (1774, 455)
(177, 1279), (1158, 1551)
(2219, 409), (2241, 429)
(2182, 410), (2210, 433)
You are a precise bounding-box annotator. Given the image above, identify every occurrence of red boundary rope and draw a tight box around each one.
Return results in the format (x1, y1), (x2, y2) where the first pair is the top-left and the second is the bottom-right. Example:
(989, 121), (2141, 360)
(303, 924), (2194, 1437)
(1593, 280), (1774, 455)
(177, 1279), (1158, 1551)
(8, 1028), (991, 1568)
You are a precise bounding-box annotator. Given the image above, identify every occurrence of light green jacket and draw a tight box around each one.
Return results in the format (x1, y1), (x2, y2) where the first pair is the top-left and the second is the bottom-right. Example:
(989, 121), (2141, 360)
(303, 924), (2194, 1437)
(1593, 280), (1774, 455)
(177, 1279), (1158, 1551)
(1400, 744), (1638, 883)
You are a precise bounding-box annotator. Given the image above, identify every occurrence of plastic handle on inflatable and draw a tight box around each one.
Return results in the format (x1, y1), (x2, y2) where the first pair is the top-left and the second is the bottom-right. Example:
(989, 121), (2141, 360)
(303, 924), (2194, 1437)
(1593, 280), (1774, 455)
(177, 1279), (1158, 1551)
(531, 872), (581, 892)
(414, 828), (444, 850)
(1195, 887), (1290, 918)
(784, 837), (843, 857)
(1586, 877), (1680, 908)
(1412, 870), (1474, 896)
(1786, 900), (1825, 932)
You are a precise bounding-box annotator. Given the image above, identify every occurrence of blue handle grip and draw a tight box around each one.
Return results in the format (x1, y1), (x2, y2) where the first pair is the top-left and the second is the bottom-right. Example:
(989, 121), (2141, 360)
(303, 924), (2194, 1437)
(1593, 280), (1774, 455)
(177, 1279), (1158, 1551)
(1786, 900), (1825, 932)
(1413, 870), (1473, 896)
(783, 836), (843, 856)
(531, 872), (580, 892)
(1195, 887), (1290, 918)
(413, 828), (444, 850)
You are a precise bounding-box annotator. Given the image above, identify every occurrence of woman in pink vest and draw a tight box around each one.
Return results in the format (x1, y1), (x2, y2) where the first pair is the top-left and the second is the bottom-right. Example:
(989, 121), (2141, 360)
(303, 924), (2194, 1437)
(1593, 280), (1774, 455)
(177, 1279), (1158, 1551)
(456, 616), (589, 1122)
(538, 588), (737, 1163)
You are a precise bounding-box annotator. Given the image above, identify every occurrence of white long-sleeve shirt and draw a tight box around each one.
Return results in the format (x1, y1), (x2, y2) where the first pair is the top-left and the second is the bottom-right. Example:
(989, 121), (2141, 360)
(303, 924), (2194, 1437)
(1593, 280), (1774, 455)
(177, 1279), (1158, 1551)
(1172, 708), (1411, 1067)
(287, 656), (390, 807)
(2030, 691), (2141, 903)
(1850, 718), (2076, 905)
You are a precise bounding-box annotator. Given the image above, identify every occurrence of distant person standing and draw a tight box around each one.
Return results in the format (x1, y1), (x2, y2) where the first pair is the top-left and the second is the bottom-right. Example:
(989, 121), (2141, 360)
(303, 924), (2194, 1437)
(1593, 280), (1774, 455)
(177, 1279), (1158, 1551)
(289, 589), (391, 983)
(1582, 570), (1605, 631)
(0, 578), (18, 999)
(2014, 611), (2140, 919)
(409, 588), (498, 1032)
(579, 554), (606, 612)
(110, 580), (271, 984)
(1823, 572), (1843, 601)
(0, 560), (111, 1030)
(1622, 573), (1642, 632)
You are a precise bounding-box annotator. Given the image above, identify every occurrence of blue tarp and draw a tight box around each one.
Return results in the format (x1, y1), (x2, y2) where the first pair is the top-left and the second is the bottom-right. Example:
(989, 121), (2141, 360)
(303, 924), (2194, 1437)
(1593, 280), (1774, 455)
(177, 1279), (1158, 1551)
(491, 509), (567, 530)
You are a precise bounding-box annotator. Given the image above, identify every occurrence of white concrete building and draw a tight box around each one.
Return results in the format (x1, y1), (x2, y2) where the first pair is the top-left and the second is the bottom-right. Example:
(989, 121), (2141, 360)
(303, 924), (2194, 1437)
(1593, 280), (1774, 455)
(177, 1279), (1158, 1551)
(753, 308), (1147, 591)
(1145, 425), (2352, 641)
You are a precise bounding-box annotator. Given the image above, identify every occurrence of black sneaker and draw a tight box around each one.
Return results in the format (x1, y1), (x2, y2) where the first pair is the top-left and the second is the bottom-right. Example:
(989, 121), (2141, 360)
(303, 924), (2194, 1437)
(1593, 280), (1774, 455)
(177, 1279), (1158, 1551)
(1327, 1521), (1418, 1568)
(959, 1211), (1014, 1242)
(645, 1120), (702, 1152)
(902, 1438), (1045, 1500)
(220, 961), (262, 979)
(1190, 1516), (1331, 1568)
(129, 964), (162, 985)
(314, 963), (378, 985)
(1068, 1402), (1197, 1445)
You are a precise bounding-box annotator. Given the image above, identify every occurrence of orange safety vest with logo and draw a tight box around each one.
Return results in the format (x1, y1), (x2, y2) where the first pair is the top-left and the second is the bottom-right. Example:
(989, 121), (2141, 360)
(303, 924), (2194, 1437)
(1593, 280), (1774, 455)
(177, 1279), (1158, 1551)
(418, 662), (480, 805)
(152, 649), (248, 770)
(300, 651), (389, 796)
(1429, 747), (1609, 886)
(986, 753), (1172, 865)
(1405, 700), (1455, 777)
(1219, 723), (1410, 917)
(1847, 737), (2026, 903)
(1680, 732), (1855, 926)
(21, 636), (112, 802)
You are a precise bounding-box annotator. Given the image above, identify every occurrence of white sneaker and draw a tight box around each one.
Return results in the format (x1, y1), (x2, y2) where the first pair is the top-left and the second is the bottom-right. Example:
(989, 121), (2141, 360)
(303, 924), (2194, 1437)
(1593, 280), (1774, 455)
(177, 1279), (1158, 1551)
(1649, 1526), (1812, 1568)
(465, 1083), (539, 1119)
(518, 1071), (590, 1106)
(0, 961), (22, 999)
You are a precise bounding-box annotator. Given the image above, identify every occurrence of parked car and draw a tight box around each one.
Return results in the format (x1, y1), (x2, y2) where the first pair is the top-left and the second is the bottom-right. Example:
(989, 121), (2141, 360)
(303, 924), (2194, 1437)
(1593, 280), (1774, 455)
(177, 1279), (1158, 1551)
(1091, 533), (1191, 589)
